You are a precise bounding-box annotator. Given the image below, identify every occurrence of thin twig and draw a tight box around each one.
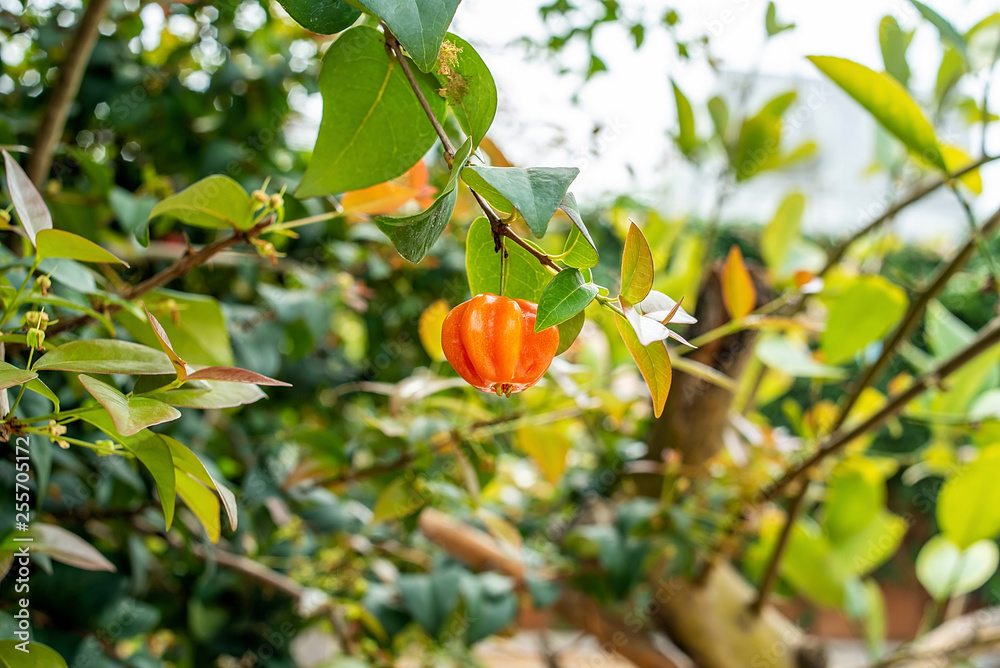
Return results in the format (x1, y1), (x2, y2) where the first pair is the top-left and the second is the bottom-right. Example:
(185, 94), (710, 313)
(762, 313), (1000, 502)
(27, 0), (113, 186)
(820, 154), (999, 277)
(383, 24), (562, 274)
(834, 204), (1000, 425)
(47, 218), (272, 336)
(749, 481), (808, 614)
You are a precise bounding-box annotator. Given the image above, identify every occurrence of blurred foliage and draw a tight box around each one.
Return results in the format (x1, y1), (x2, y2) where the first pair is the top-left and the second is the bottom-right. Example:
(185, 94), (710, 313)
(0, 1), (999, 667)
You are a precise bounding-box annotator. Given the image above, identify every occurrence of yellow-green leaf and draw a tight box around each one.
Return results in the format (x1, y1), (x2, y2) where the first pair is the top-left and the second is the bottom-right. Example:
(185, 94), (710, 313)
(516, 424), (571, 484)
(620, 222), (653, 305)
(616, 314), (671, 417)
(808, 56), (946, 171)
(35, 229), (128, 266)
(821, 276), (908, 365)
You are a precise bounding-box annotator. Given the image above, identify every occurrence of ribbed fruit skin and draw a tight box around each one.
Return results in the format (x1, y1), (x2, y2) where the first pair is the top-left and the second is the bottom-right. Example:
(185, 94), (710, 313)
(441, 293), (559, 394)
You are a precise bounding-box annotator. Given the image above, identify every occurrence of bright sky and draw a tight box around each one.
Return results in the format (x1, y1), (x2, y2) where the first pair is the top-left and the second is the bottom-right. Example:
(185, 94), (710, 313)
(451, 0), (1000, 245)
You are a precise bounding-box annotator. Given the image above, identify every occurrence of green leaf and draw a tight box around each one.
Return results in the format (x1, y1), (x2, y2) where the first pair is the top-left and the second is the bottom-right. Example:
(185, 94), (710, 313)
(119, 290), (234, 367)
(374, 138), (472, 263)
(35, 229), (128, 266)
(25, 377), (58, 411)
(938, 447), (1000, 549)
(359, 0), (461, 72)
(146, 381), (267, 409)
(3, 149), (52, 246)
(161, 435), (238, 532)
(561, 222), (599, 269)
(0, 361), (36, 391)
(33, 339), (173, 375)
(535, 269), (598, 332)
(620, 221), (653, 305)
(765, 1), (795, 36)
(459, 572), (517, 645)
(708, 95), (729, 139)
(465, 216), (551, 302)
(916, 535), (998, 600)
(756, 335), (848, 379)
(397, 568), (461, 637)
(439, 34), (497, 147)
(0, 640), (68, 667)
(879, 16), (912, 87)
(372, 478), (423, 523)
(835, 510), (907, 576)
(734, 91), (799, 181)
(109, 186), (156, 247)
(175, 472), (221, 543)
(966, 13), (1000, 71)
(126, 431), (177, 531)
(935, 48), (967, 103)
(461, 167), (513, 214)
(671, 79), (697, 155)
(463, 165), (579, 238)
(148, 175), (255, 230)
(297, 26), (446, 197)
(808, 56), (946, 171)
(761, 192), (805, 274)
(824, 457), (885, 544)
(558, 192), (598, 268)
(555, 309), (585, 356)
(79, 375), (181, 437)
(276, 0), (360, 34)
(923, 301), (1000, 416)
(910, 0), (968, 62)
(28, 435), (52, 506)
(616, 314), (671, 418)
(821, 276), (908, 365)
(779, 517), (850, 607)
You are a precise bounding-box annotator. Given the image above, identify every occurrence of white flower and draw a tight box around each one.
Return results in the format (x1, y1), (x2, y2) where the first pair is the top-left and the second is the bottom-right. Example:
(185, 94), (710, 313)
(623, 290), (697, 347)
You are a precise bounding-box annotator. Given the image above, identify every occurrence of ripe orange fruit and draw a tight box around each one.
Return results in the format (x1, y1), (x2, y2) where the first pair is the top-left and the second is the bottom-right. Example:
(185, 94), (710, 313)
(441, 293), (559, 395)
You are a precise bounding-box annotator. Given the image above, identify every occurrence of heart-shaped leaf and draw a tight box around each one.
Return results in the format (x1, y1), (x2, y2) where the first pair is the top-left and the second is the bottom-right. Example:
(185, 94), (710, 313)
(535, 269), (598, 331)
(463, 165), (579, 238)
(276, 0), (360, 34)
(465, 216), (551, 302)
(359, 0), (462, 73)
(297, 25), (446, 197)
(375, 139), (471, 263)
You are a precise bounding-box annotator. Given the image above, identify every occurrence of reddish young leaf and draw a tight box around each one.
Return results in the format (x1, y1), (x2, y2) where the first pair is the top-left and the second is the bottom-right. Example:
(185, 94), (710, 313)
(721, 245), (757, 320)
(185, 366), (291, 387)
(3, 149), (52, 246)
(143, 302), (190, 380)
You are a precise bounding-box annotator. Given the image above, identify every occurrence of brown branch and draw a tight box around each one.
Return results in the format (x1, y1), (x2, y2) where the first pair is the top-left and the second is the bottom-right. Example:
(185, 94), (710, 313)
(27, 0), (113, 186)
(48, 218), (272, 336)
(834, 204), (1000, 426)
(749, 481), (808, 615)
(819, 154), (998, 277)
(871, 607), (1000, 668)
(418, 509), (683, 668)
(383, 25), (562, 274)
(762, 312), (1000, 503)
